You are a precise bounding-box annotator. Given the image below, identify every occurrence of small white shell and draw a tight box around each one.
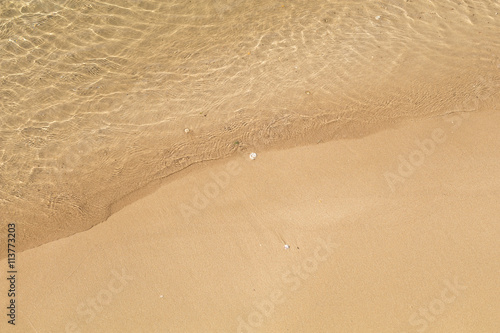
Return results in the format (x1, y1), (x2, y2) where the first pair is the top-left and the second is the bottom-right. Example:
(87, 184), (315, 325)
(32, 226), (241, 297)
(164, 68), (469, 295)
(284, 244), (290, 249)
(375, 15), (381, 20)
(184, 128), (190, 133)
(249, 152), (257, 160)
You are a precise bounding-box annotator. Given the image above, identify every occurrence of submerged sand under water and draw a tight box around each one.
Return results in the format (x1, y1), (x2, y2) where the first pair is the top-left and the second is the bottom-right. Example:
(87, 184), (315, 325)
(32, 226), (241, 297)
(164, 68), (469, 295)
(1, 0), (500, 253)
(1, 109), (499, 332)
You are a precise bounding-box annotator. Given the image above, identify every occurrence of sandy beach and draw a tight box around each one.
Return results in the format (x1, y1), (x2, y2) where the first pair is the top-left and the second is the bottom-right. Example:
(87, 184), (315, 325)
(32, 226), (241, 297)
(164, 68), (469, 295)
(2, 0), (500, 254)
(2, 108), (500, 332)
(1, 0), (500, 332)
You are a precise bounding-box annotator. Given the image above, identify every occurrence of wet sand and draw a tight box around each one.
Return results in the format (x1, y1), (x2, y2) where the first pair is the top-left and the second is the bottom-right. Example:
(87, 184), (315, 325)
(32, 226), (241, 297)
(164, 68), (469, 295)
(1, 0), (500, 332)
(1, 108), (499, 332)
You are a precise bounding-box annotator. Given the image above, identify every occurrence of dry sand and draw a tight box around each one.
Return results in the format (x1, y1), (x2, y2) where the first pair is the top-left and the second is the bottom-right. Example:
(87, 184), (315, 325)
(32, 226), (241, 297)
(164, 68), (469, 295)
(1, 108), (499, 332)
(1, 0), (500, 253)
(1, 0), (500, 332)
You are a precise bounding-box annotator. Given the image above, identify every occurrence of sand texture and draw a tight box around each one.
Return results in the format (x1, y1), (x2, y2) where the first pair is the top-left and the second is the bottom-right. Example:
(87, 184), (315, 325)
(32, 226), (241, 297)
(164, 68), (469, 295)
(1, 0), (500, 253)
(1, 109), (500, 332)
(1, 0), (500, 332)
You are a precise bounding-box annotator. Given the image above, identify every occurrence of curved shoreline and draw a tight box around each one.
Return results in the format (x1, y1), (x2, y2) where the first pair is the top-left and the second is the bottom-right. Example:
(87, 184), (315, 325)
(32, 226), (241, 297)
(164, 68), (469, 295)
(2, 109), (499, 332)
(3, 95), (499, 259)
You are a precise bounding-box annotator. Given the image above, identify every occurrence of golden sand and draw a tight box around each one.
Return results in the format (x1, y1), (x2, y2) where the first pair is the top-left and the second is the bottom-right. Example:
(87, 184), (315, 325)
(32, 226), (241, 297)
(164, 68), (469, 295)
(1, 0), (499, 253)
(1, 0), (500, 331)
(1, 109), (499, 332)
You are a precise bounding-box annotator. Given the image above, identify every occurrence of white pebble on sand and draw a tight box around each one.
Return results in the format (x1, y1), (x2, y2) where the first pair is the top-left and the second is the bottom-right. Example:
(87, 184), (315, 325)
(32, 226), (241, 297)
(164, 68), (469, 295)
(249, 152), (257, 160)
(184, 128), (190, 133)
(284, 244), (290, 249)
(375, 15), (381, 20)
